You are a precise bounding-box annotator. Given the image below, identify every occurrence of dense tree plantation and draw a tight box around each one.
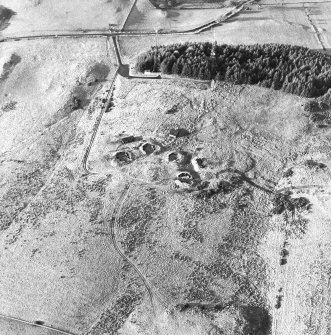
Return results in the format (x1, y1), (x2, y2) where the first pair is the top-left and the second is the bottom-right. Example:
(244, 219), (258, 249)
(135, 42), (331, 97)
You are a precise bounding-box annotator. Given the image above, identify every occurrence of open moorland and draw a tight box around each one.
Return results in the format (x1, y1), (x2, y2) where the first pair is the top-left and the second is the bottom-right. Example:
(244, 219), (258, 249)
(0, 37), (122, 334)
(0, 0), (331, 334)
(86, 76), (331, 335)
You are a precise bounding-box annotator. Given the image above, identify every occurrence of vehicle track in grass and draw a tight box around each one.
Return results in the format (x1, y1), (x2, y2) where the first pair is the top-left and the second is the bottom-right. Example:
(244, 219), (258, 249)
(108, 183), (170, 312)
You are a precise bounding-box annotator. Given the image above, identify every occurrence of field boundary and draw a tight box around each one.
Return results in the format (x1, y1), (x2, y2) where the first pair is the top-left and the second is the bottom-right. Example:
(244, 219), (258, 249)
(0, 0), (254, 44)
(0, 314), (75, 335)
(121, 0), (139, 31)
(304, 4), (327, 52)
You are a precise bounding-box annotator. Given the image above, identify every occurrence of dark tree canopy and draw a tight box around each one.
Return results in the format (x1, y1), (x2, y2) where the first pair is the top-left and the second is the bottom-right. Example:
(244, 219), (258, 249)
(135, 42), (331, 97)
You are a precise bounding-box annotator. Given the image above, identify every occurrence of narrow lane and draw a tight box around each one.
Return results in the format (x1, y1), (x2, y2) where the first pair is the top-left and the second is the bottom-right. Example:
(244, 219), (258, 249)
(82, 70), (118, 175)
(0, 0), (254, 44)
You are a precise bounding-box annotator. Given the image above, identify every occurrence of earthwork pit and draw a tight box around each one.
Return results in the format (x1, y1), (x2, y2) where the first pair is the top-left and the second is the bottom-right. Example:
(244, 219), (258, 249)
(177, 172), (193, 184)
(115, 151), (133, 164)
(168, 151), (192, 166)
(195, 158), (208, 168)
(140, 142), (156, 155)
(168, 152), (178, 162)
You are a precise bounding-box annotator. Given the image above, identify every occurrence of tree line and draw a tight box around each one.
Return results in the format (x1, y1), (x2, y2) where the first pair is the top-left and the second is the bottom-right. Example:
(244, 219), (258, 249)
(135, 42), (331, 97)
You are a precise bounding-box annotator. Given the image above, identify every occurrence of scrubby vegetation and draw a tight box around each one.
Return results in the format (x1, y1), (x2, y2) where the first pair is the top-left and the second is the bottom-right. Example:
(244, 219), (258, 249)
(136, 42), (331, 97)
(304, 159), (327, 170)
(0, 6), (15, 31)
(271, 192), (310, 215)
(197, 175), (244, 200)
(303, 95), (331, 126)
(88, 288), (143, 335)
(0, 53), (21, 82)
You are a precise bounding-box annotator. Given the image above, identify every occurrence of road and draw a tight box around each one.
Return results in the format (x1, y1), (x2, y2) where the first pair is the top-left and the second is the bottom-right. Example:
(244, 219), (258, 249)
(0, 0), (254, 44)
(81, 70), (118, 175)
(112, 36), (122, 66)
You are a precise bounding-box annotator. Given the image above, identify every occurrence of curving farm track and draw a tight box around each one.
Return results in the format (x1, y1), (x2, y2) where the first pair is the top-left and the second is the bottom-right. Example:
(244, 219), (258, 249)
(108, 184), (170, 311)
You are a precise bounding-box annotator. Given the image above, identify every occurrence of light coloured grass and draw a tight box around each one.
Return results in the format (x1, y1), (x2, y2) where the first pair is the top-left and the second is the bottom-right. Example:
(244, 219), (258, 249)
(88, 76), (331, 335)
(123, 0), (231, 31)
(0, 38), (120, 334)
(0, 0), (134, 35)
(119, 1), (326, 64)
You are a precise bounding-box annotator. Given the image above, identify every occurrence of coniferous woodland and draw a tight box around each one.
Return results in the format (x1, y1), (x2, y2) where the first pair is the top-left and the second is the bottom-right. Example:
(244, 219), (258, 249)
(135, 43), (331, 97)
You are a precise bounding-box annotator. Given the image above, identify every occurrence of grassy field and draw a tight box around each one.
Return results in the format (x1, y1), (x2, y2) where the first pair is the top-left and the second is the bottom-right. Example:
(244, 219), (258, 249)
(212, 2), (319, 48)
(0, 0), (134, 35)
(86, 76), (331, 334)
(119, 33), (216, 64)
(123, 0), (231, 32)
(0, 37), (115, 232)
(119, 0), (329, 62)
(0, 38), (124, 334)
(258, 0), (331, 51)
(0, 0), (331, 334)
